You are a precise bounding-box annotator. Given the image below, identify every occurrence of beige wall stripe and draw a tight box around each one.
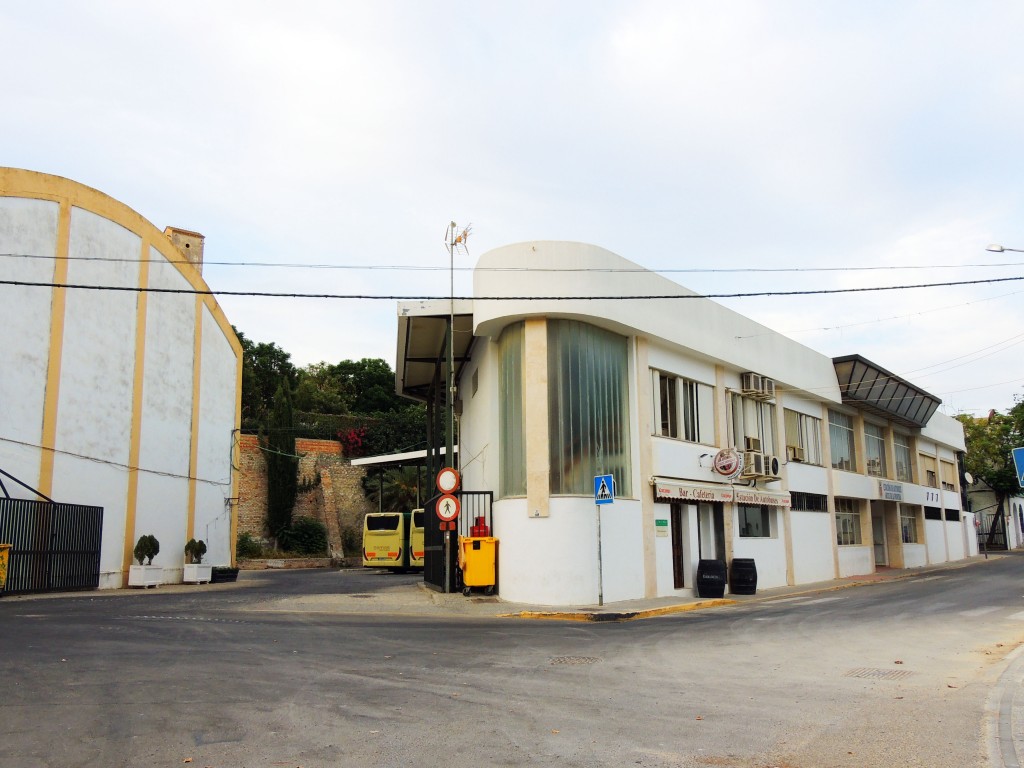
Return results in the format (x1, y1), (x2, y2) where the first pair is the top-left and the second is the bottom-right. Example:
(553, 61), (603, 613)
(186, 297), (203, 540)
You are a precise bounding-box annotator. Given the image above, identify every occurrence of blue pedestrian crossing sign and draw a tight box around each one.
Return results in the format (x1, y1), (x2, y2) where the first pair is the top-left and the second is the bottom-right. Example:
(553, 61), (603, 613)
(594, 474), (615, 505)
(1013, 447), (1024, 488)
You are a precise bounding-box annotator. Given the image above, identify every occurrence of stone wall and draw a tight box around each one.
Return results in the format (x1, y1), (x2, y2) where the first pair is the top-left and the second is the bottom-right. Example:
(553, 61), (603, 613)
(237, 435), (375, 560)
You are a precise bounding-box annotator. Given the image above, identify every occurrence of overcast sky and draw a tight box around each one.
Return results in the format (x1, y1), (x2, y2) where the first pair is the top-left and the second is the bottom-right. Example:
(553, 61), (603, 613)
(3, 2), (1023, 417)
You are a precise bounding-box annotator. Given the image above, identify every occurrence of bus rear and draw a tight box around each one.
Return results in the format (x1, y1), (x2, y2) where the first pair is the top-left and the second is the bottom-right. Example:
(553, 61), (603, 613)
(409, 508), (425, 568)
(362, 512), (408, 569)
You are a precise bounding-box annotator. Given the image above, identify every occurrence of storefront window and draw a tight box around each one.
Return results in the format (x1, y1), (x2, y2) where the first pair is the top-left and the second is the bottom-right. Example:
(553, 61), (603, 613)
(498, 323), (525, 497)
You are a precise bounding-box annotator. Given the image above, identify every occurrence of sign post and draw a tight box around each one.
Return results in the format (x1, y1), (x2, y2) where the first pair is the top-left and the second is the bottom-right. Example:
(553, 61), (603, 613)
(1012, 447), (1024, 488)
(594, 474), (615, 606)
(436, 468), (461, 593)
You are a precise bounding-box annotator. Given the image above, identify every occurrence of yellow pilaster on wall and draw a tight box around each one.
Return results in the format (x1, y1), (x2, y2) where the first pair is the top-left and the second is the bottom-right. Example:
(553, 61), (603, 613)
(38, 201), (72, 498)
(186, 296), (204, 540)
(524, 318), (550, 519)
(121, 238), (151, 585)
(634, 338), (658, 597)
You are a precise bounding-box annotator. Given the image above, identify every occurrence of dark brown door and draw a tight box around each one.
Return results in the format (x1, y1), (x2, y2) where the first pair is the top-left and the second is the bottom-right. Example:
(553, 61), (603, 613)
(671, 503), (685, 589)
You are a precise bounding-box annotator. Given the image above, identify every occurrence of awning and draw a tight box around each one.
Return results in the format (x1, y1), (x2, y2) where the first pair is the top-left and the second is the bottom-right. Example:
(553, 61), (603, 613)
(832, 354), (940, 429)
(652, 478), (791, 507)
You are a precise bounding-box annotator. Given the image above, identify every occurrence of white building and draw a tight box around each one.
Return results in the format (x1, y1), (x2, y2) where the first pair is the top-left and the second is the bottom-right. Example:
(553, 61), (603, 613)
(396, 241), (975, 606)
(0, 168), (241, 589)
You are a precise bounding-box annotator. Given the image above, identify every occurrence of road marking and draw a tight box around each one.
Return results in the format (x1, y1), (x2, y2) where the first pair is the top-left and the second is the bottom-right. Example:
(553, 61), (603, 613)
(1007, 611), (1024, 622)
(767, 596), (811, 603)
(802, 597), (844, 605)
(961, 606), (1001, 617)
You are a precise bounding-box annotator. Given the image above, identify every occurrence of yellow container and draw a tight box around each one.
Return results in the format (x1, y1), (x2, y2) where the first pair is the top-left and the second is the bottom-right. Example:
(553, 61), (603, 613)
(459, 536), (497, 590)
(0, 543), (11, 592)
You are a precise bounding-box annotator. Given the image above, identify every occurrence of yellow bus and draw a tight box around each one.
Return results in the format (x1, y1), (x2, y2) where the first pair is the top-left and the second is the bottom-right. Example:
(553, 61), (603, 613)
(362, 509), (424, 571)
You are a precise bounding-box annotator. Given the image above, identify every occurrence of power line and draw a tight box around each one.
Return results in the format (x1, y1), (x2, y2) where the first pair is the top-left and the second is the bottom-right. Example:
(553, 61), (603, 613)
(3, 274), (1024, 301)
(3, 251), (1023, 274)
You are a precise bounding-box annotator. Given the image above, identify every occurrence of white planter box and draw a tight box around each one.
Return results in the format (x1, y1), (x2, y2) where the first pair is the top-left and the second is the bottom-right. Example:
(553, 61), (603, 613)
(128, 564), (163, 588)
(183, 563), (213, 584)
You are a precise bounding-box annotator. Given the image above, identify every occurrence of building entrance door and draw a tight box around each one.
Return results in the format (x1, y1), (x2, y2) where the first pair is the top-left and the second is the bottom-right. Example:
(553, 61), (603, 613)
(670, 504), (685, 589)
(872, 511), (887, 566)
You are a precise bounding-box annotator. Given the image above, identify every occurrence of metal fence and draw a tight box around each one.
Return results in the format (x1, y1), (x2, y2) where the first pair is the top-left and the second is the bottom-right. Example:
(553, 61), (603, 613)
(423, 490), (493, 593)
(0, 498), (103, 594)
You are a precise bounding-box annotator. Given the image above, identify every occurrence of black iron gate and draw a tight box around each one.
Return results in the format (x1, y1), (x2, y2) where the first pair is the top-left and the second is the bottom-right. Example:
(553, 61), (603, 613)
(0, 498), (103, 595)
(423, 490), (493, 592)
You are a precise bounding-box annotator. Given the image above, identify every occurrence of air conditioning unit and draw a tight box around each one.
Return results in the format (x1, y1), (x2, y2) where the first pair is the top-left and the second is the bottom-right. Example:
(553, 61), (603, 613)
(786, 446), (806, 462)
(761, 377), (776, 399)
(741, 451), (765, 478)
(764, 454), (782, 479)
(744, 436), (762, 452)
(740, 372), (762, 395)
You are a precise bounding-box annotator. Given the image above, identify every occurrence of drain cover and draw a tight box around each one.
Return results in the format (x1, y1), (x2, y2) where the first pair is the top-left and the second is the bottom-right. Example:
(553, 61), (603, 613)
(844, 667), (915, 681)
(549, 656), (601, 665)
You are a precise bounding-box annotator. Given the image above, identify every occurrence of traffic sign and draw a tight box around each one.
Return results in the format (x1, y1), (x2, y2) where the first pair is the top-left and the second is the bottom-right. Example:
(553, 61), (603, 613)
(436, 467), (461, 494)
(436, 493), (461, 521)
(1013, 447), (1024, 488)
(594, 474), (615, 505)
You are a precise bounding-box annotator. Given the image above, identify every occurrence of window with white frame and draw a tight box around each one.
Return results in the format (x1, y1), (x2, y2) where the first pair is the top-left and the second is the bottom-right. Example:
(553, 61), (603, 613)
(900, 507), (919, 543)
(653, 371), (714, 444)
(828, 410), (856, 471)
(730, 393), (777, 454)
(864, 423), (887, 478)
(835, 497), (862, 545)
(894, 433), (913, 482)
(738, 505), (772, 538)
(784, 409), (822, 465)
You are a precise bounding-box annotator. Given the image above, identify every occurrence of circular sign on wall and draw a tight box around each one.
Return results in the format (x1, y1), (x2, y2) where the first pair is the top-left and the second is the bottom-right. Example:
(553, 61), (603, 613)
(712, 448), (743, 481)
(436, 467), (460, 494)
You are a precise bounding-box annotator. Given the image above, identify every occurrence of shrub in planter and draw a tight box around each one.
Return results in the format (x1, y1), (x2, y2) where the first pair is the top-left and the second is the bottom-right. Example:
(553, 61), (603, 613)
(183, 538), (212, 584)
(184, 538), (207, 564)
(280, 516), (328, 555)
(133, 535), (160, 565)
(129, 535), (162, 587)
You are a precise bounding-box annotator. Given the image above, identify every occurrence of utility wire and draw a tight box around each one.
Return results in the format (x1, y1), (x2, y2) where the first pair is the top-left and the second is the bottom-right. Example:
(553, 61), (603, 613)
(3, 275), (1024, 300)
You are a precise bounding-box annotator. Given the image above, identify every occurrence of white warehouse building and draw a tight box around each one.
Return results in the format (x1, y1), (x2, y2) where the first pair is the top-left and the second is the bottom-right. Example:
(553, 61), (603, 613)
(0, 168), (241, 590)
(396, 241), (975, 607)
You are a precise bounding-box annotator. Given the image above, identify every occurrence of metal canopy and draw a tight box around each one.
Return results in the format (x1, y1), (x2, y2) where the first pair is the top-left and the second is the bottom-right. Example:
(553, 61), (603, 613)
(395, 302), (475, 403)
(832, 354), (940, 429)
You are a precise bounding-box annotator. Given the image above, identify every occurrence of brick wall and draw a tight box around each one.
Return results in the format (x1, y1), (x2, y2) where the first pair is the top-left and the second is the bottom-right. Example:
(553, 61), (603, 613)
(236, 435), (374, 559)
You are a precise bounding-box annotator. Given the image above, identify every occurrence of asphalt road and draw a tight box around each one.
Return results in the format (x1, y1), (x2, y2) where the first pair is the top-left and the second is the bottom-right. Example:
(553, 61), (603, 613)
(3, 559), (1024, 768)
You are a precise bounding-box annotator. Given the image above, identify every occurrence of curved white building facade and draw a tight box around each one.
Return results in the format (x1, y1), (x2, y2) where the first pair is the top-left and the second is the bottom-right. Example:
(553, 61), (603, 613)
(398, 241), (973, 607)
(0, 168), (241, 588)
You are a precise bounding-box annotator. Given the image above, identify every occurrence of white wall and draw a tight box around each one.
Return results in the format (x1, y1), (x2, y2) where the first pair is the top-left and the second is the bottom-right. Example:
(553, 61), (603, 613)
(903, 542), (927, 568)
(946, 520), (965, 561)
(925, 519), (947, 564)
(790, 511), (835, 584)
(838, 545), (873, 577)
(732, 508), (788, 590)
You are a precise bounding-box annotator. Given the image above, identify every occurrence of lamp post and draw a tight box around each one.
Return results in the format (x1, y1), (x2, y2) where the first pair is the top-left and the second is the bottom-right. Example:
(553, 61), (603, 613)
(987, 244), (1024, 253)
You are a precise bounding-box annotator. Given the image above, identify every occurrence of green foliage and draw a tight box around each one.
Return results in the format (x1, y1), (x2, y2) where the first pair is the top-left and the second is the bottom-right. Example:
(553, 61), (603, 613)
(264, 380), (298, 540)
(957, 410), (1023, 500)
(280, 516), (329, 555)
(133, 534), (160, 565)
(235, 327), (298, 431)
(236, 531), (264, 559)
(363, 465), (424, 513)
(184, 538), (207, 564)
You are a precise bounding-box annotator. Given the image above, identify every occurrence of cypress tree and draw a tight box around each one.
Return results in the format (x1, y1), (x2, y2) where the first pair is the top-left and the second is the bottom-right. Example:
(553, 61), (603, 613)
(264, 380), (298, 542)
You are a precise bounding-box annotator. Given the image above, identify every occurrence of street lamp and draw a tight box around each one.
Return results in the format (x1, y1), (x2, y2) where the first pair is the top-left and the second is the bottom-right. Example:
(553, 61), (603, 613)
(987, 244), (1024, 253)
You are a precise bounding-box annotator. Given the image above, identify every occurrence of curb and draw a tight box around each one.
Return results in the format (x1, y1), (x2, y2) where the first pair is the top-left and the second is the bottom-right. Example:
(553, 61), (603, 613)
(501, 599), (737, 622)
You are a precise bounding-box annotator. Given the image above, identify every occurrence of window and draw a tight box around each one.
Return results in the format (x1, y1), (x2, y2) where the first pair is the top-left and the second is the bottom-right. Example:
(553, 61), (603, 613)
(730, 393), (777, 454)
(864, 423), (887, 478)
(835, 497), (862, 545)
(828, 411), (856, 471)
(548, 320), (631, 496)
(790, 492), (828, 512)
(653, 371), (714, 443)
(894, 433), (913, 482)
(940, 460), (957, 492)
(738, 505), (772, 537)
(945, 509), (961, 522)
(920, 454), (938, 488)
(784, 409), (822, 465)
(900, 507), (919, 543)
(924, 507), (942, 521)
(498, 323), (526, 497)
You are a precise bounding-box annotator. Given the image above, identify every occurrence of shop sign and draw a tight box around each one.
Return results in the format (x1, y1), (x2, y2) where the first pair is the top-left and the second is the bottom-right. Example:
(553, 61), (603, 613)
(654, 480), (734, 503)
(879, 480), (903, 501)
(712, 449), (743, 481)
(655, 519), (669, 537)
(734, 489), (791, 508)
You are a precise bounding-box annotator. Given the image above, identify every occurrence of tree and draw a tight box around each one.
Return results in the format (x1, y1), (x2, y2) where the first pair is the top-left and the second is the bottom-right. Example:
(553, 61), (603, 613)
(293, 361), (349, 415)
(363, 466), (424, 512)
(235, 327), (297, 430)
(957, 405), (1024, 530)
(264, 380), (298, 540)
(331, 358), (407, 414)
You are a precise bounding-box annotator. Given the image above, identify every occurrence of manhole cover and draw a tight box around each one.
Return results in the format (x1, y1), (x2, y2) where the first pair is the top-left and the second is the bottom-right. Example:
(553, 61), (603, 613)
(549, 656), (601, 665)
(844, 667), (915, 681)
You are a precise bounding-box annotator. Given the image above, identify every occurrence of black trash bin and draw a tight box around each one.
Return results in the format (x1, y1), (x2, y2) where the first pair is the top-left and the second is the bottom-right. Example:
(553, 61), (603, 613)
(729, 558), (757, 595)
(696, 559), (727, 598)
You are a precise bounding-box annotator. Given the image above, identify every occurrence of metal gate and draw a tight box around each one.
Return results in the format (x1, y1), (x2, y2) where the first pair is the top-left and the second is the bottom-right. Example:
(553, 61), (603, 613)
(0, 498), (103, 595)
(423, 490), (493, 592)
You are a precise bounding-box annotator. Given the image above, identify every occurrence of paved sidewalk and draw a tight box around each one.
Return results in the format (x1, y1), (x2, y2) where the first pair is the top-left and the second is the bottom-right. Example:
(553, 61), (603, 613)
(247, 551), (1005, 621)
